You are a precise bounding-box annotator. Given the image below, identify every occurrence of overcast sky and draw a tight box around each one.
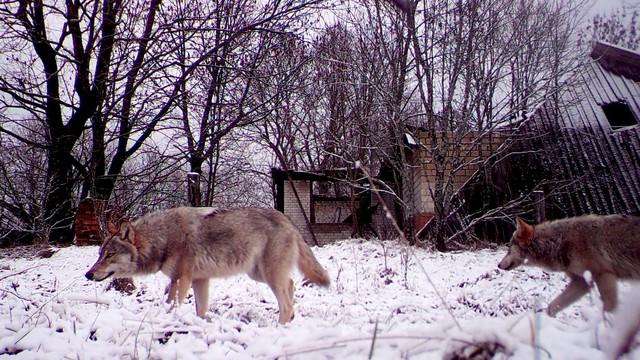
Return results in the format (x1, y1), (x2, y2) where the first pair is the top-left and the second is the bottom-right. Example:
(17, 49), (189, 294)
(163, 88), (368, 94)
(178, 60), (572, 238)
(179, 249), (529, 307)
(590, 0), (638, 15)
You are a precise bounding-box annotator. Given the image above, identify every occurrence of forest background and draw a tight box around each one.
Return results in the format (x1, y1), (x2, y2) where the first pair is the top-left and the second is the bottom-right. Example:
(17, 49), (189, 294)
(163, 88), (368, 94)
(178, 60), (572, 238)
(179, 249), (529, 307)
(0, 0), (638, 246)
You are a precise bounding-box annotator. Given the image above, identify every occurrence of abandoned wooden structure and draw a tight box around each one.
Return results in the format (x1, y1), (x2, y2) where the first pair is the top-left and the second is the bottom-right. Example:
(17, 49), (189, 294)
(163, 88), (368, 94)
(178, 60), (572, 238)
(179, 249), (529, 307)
(272, 168), (397, 245)
(424, 41), (640, 243)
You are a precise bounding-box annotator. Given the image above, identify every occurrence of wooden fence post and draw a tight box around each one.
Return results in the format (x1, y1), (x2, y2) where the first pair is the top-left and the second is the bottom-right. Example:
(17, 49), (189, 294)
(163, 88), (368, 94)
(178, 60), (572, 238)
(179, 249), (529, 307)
(533, 190), (546, 223)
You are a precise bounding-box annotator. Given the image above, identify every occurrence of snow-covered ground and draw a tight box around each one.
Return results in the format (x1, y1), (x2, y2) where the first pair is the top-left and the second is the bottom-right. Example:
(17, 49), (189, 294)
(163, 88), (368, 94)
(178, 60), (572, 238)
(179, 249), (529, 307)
(0, 239), (637, 359)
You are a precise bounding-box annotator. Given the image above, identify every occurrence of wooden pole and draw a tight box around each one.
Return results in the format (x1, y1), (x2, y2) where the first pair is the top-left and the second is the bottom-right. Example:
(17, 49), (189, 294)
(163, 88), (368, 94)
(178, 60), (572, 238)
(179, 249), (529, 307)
(533, 190), (545, 223)
(187, 172), (201, 207)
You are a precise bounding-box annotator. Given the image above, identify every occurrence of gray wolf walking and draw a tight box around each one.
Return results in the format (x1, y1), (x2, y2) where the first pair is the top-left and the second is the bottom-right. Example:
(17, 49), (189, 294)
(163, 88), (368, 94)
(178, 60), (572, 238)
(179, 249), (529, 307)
(85, 207), (330, 324)
(498, 215), (640, 316)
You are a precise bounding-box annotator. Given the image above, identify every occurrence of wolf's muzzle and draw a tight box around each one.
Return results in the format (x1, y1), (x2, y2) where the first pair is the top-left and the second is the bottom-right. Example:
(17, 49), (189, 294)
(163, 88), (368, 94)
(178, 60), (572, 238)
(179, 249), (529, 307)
(85, 270), (114, 281)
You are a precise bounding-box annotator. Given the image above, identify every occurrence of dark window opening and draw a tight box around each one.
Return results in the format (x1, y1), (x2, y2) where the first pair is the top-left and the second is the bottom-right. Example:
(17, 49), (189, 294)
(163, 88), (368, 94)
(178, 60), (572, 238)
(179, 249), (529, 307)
(601, 101), (638, 129)
(311, 180), (358, 224)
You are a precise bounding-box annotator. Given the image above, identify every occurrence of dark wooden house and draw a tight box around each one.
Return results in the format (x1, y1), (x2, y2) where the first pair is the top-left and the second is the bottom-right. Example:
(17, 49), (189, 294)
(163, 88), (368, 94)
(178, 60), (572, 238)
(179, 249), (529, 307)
(433, 41), (640, 244)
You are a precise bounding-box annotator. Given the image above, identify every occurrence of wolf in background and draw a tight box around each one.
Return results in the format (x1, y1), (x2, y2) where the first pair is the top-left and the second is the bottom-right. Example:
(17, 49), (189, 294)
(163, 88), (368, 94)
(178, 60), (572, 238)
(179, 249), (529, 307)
(85, 207), (330, 324)
(498, 214), (640, 316)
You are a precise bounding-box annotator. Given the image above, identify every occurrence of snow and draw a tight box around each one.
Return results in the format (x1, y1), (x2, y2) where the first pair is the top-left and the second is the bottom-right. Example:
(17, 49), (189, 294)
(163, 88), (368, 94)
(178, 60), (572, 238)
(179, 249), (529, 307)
(1, 239), (638, 359)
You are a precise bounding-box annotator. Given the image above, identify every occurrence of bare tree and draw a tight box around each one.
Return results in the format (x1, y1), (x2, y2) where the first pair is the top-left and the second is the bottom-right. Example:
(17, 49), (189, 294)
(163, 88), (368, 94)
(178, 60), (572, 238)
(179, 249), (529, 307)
(579, 4), (640, 50)
(0, 121), (47, 242)
(405, 0), (588, 250)
(0, 0), (323, 242)
(160, 0), (322, 207)
(253, 32), (319, 171)
(0, 0), (125, 243)
(255, 1), (413, 236)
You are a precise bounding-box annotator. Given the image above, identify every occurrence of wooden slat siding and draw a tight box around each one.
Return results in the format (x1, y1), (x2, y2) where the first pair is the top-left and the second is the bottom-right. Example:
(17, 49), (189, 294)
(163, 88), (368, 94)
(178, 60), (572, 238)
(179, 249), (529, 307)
(632, 79), (640, 106)
(557, 99), (599, 214)
(570, 76), (621, 214)
(624, 129), (640, 185)
(614, 139), (640, 212)
(600, 58), (625, 103)
(597, 53), (635, 108)
(597, 63), (622, 103)
(617, 132), (640, 212)
(615, 71), (640, 114)
(609, 61), (640, 114)
(628, 132), (640, 211)
(586, 59), (640, 211)
(579, 51), (639, 213)
(411, 43), (640, 244)
(582, 63), (609, 115)
(571, 114), (608, 213)
(576, 62), (623, 212)
(588, 60), (613, 104)
(581, 63), (632, 208)
(529, 107), (561, 207)
(614, 138), (640, 212)
(545, 102), (586, 214)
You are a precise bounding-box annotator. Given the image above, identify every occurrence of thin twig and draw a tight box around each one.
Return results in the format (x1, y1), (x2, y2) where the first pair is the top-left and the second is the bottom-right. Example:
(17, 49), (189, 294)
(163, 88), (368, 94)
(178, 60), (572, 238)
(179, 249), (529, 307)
(356, 161), (462, 331)
(282, 334), (447, 358)
(0, 288), (32, 302)
(368, 319), (379, 359)
(0, 265), (43, 282)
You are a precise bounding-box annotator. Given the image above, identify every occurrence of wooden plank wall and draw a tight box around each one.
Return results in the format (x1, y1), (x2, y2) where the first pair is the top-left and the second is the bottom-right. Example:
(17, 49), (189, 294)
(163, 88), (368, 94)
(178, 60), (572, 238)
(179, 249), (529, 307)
(449, 54), (640, 244)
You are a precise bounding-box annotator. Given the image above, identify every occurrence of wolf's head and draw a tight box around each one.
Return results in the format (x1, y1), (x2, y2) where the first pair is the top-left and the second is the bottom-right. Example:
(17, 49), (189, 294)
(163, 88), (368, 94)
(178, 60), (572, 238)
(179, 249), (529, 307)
(85, 222), (139, 281)
(498, 217), (535, 271)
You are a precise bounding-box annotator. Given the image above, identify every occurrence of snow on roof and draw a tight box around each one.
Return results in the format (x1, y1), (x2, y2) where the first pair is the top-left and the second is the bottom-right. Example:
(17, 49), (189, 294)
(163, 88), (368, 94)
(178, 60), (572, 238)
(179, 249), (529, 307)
(404, 132), (418, 147)
(590, 41), (640, 82)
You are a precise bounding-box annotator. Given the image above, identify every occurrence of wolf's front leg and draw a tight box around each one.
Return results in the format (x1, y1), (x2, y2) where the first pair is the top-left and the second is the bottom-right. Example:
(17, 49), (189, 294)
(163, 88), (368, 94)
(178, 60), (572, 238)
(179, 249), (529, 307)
(166, 279), (178, 305)
(547, 273), (590, 316)
(593, 272), (618, 312)
(166, 277), (192, 313)
(166, 278), (179, 312)
(192, 278), (210, 319)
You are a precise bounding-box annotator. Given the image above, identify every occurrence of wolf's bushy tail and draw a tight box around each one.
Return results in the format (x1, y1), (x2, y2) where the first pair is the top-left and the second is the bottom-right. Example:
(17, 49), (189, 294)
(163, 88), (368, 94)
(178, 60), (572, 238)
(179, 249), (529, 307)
(297, 238), (330, 287)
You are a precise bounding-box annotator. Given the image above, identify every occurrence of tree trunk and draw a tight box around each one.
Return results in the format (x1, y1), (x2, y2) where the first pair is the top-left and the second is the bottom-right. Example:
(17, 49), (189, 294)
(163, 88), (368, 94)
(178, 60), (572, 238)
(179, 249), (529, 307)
(44, 138), (77, 244)
(188, 172), (202, 207)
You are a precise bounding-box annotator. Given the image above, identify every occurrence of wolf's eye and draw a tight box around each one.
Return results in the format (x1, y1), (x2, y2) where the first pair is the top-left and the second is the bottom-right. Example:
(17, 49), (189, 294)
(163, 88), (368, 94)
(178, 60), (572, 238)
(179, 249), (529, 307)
(105, 253), (114, 259)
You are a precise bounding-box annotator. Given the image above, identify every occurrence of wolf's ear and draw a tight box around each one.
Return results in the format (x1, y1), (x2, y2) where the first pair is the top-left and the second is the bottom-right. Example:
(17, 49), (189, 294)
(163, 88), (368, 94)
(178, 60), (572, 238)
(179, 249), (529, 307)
(106, 221), (119, 235)
(120, 222), (136, 244)
(514, 216), (534, 245)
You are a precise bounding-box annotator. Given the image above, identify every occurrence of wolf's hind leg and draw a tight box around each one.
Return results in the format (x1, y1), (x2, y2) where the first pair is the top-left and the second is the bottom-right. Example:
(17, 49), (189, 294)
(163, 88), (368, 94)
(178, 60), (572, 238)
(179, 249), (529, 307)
(175, 276), (192, 305)
(268, 277), (295, 324)
(594, 272), (618, 312)
(547, 274), (590, 316)
(192, 278), (210, 318)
